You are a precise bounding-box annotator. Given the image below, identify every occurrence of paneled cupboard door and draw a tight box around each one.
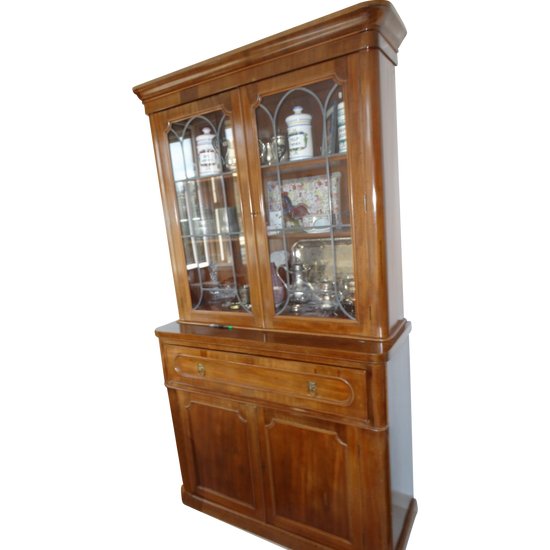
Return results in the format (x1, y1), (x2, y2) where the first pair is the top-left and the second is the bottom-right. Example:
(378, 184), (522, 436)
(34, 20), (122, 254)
(151, 91), (264, 327)
(169, 390), (265, 520)
(242, 58), (367, 335)
(259, 409), (362, 549)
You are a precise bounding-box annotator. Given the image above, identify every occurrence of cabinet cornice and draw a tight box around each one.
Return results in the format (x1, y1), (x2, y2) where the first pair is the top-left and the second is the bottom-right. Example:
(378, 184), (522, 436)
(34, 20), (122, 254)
(133, 1), (406, 114)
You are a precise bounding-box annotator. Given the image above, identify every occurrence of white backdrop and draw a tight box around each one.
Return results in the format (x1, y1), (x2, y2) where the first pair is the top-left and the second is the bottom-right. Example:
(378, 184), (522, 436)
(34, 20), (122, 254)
(1, 1), (549, 548)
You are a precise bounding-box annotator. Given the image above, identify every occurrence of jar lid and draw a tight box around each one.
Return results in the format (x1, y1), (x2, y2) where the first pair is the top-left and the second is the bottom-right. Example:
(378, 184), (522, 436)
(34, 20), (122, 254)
(285, 106), (312, 126)
(196, 127), (215, 143)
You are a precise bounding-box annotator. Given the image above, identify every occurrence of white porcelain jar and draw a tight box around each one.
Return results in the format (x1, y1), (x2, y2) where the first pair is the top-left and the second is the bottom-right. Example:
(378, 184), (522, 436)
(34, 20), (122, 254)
(285, 106), (313, 160)
(223, 127), (237, 171)
(337, 100), (347, 153)
(195, 127), (221, 176)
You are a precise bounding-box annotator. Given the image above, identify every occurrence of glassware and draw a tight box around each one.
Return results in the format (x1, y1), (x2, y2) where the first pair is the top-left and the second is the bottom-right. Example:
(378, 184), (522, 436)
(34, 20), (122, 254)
(340, 275), (355, 316)
(271, 135), (288, 162)
(271, 263), (286, 308)
(238, 284), (250, 307)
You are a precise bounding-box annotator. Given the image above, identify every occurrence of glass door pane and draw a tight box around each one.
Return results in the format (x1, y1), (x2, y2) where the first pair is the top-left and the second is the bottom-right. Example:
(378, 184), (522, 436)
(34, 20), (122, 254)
(256, 79), (356, 320)
(168, 111), (250, 313)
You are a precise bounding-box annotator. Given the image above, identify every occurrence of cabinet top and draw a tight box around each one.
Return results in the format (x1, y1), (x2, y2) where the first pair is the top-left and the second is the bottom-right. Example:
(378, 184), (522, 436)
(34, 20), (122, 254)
(133, 1), (406, 114)
(155, 320), (411, 365)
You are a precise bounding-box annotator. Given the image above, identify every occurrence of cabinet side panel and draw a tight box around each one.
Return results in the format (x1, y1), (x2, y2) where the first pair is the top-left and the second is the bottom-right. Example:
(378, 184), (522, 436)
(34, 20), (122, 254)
(378, 51), (405, 330)
(386, 338), (414, 546)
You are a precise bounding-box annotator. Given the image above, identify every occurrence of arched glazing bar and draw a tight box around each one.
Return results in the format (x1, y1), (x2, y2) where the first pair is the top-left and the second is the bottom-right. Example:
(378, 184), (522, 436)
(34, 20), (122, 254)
(168, 113), (249, 312)
(257, 81), (355, 319)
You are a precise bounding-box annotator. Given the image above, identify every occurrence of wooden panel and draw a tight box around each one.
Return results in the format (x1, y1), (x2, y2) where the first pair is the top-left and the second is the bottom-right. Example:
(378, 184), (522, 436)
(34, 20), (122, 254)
(346, 47), (405, 339)
(169, 390), (264, 519)
(376, 48), (405, 334)
(260, 410), (361, 548)
(359, 428), (393, 549)
(164, 344), (368, 419)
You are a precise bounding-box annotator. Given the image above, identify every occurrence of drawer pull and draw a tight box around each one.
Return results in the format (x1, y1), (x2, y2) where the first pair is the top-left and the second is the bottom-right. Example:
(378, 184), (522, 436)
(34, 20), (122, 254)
(197, 363), (206, 377)
(307, 381), (318, 397)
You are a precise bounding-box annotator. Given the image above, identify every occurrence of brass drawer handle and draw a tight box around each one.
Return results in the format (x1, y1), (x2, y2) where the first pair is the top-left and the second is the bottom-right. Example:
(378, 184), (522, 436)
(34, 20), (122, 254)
(197, 363), (206, 377)
(307, 381), (318, 397)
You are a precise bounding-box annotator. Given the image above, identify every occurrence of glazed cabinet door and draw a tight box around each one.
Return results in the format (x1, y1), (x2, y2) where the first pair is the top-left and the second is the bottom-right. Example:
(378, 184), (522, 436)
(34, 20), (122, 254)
(259, 409), (363, 549)
(241, 57), (369, 336)
(168, 389), (265, 519)
(150, 91), (264, 327)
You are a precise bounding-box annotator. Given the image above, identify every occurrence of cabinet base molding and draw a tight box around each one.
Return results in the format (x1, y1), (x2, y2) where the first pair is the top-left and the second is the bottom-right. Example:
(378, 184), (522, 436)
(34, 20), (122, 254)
(395, 498), (418, 550)
(182, 486), (417, 550)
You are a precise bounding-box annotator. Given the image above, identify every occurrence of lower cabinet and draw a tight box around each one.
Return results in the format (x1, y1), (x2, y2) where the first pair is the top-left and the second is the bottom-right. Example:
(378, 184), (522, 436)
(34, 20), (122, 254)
(162, 342), (414, 549)
(168, 387), (365, 549)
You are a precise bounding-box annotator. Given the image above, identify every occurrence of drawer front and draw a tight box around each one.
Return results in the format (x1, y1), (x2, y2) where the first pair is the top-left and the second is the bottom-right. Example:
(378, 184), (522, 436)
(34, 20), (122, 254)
(163, 345), (368, 419)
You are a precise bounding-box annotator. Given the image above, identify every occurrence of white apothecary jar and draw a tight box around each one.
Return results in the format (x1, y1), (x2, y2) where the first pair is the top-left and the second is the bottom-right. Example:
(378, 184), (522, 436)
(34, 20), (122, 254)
(196, 127), (221, 176)
(285, 106), (313, 161)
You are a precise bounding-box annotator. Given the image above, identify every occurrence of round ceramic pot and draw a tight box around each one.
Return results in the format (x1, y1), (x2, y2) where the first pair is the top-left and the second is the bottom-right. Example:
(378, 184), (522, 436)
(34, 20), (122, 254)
(337, 101), (347, 153)
(196, 127), (221, 176)
(285, 106), (313, 161)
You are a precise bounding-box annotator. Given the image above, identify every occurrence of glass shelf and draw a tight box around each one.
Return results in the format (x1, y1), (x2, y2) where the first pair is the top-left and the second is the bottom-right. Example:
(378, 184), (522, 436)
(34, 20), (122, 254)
(174, 171), (238, 184)
(266, 225), (351, 238)
(183, 231), (244, 239)
(260, 154), (346, 178)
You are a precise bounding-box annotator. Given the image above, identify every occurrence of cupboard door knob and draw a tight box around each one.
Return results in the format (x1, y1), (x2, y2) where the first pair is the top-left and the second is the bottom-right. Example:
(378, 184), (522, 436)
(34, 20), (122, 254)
(197, 363), (206, 377)
(307, 381), (317, 396)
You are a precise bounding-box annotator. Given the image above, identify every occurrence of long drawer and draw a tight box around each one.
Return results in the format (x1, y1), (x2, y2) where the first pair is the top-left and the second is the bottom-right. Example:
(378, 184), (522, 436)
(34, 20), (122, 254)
(163, 345), (368, 419)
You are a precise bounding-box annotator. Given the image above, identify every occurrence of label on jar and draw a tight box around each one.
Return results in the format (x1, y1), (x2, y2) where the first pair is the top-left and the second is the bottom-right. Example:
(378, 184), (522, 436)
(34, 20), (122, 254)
(198, 146), (219, 175)
(288, 131), (308, 153)
(338, 124), (347, 153)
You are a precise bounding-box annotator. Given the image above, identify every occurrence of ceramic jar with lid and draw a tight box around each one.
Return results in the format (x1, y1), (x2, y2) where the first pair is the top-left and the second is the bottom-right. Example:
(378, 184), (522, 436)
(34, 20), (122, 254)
(196, 127), (221, 176)
(337, 94), (347, 153)
(222, 126), (237, 171)
(285, 106), (313, 161)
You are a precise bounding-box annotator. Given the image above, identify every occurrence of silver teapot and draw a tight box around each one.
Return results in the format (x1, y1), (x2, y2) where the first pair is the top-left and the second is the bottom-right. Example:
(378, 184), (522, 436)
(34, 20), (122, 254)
(317, 279), (337, 313)
(287, 261), (313, 312)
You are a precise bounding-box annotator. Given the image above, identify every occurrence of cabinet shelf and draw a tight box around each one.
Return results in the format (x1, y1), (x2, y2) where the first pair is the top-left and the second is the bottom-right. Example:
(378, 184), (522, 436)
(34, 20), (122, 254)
(174, 170), (238, 184)
(261, 154), (346, 178)
(267, 226), (351, 240)
(183, 231), (243, 240)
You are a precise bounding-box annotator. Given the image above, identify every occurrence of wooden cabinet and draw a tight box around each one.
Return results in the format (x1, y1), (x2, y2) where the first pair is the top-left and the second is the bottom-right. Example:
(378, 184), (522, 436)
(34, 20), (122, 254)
(134, 2), (416, 548)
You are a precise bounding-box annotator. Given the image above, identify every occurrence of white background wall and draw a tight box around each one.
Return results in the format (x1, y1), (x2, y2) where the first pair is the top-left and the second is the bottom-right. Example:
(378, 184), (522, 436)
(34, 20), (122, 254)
(1, 1), (549, 548)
